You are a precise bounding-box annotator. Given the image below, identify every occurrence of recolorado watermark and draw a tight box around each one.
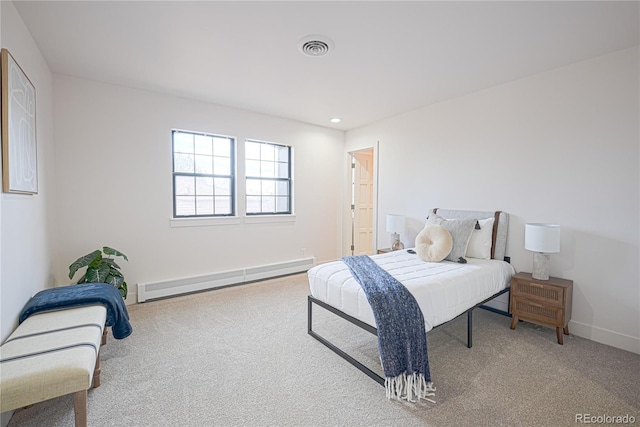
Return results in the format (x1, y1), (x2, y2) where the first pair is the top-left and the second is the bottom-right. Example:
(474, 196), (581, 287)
(575, 414), (636, 424)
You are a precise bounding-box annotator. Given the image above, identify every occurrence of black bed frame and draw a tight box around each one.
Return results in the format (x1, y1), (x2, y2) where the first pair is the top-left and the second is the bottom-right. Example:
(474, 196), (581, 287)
(307, 287), (511, 386)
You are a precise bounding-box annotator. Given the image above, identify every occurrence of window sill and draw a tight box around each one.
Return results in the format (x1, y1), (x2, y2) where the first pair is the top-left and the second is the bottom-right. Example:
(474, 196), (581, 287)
(244, 214), (296, 224)
(170, 216), (242, 228)
(169, 214), (296, 227)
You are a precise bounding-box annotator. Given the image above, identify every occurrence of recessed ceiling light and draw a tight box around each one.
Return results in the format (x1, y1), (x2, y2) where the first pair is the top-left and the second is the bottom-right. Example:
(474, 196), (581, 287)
(330, 118), (342, 123)
(298, 35), (334, 57)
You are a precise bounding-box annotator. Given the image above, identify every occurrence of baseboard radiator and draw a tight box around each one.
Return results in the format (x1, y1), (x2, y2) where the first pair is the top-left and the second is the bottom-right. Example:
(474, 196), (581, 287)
(137, 257), (316, 302)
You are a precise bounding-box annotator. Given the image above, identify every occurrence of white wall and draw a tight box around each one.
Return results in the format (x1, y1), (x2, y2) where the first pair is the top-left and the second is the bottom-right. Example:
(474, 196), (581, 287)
(52, 75), (344, 301)
(0, 1), (55, 342)
(346, 47), (640, 354)
(1, 2), (55, 423)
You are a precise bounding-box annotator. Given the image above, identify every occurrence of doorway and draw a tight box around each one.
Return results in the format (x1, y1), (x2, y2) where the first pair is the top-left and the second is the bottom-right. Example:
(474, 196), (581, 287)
(348, 148), (375, 255)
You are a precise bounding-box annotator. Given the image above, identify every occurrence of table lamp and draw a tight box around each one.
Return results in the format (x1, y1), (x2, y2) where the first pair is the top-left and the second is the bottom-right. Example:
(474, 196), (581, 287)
(525, 223), (561, 280)
(386, 214), (406, 251)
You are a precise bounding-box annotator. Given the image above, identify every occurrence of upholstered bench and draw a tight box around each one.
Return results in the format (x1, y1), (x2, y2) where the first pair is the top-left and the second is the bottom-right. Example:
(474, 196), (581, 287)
(0, 305), (107, 427)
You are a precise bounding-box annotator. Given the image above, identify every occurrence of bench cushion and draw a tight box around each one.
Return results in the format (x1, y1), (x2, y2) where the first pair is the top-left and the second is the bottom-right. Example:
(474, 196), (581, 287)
(0, 305), (106, 412)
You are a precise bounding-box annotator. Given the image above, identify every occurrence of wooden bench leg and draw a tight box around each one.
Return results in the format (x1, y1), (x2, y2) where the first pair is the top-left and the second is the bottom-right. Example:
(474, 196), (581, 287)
(74, 390), (88, 427)
(93, 349), (101, 388)
(101, 328), (107, 346)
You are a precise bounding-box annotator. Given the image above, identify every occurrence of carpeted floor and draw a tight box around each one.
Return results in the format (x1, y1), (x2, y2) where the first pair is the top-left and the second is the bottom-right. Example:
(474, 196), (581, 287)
(7, 273), (640, 426)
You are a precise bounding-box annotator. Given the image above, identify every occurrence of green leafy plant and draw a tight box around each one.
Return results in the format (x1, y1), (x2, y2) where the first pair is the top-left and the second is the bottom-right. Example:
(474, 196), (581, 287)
(69, 246), (129, 299)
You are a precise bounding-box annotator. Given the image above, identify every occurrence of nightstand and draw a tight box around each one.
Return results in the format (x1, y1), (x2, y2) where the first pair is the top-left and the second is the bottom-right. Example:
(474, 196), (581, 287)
(377, 248), (392, 254)
(510, 272), (573, 344)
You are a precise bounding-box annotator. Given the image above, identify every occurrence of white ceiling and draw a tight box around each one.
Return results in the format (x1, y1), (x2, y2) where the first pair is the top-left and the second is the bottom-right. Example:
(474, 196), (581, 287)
(13, 1), (640, 131)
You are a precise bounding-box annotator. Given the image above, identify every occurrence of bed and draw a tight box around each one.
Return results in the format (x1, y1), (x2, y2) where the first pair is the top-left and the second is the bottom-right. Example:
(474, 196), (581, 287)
(307, 208), (515, 387)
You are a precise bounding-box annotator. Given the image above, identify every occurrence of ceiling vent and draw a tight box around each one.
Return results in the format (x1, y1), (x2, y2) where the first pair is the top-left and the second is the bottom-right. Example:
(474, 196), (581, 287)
(297, 35), (333, 57)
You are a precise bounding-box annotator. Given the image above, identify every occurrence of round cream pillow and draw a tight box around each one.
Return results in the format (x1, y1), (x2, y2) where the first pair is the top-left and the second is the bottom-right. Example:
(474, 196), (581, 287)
(415, 225), (453, 262)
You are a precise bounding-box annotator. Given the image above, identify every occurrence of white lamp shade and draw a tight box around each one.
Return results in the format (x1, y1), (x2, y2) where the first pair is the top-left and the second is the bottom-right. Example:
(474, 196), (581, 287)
(525, 223), (561, 253)
(386, 214), (406, 233)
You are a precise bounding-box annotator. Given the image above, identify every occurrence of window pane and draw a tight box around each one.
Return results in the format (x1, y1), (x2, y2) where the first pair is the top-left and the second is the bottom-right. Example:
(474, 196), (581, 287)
(246, 160), (260, 177)
(277, 145), (288, 162)
(261, 160), (275, 178)
(247, 196), (261, 213)
(214, 196), (231, 215)
(261, 143), (275, 161)
(213, 137), (231, 157)
(194, 135), (213, 155)
(261, 196), (275, 212)
(176, 196), (195, 216)
(213, 156), (231, 175)
(195, 196), (214, 215)
(277, 162), (289, 178)
(214, 177), (231, 195)
(276, 196), (289, 212)
(262, 180), (275, 196)
(246, 141), (261, 160)
(175, 176), (195, 195)
(195, 177), (214, 196)
(195, 155), (213, 174)
(174, 132), (194, 153)
(174, 153), (194, 173)
(276, 181), (289, 196)
(246, 178), (261, 196)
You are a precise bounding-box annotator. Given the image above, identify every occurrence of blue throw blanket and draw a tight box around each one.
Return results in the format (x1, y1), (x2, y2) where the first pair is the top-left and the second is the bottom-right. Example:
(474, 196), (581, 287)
(19, 283), (133, 339)
(342, 255), (435, 402)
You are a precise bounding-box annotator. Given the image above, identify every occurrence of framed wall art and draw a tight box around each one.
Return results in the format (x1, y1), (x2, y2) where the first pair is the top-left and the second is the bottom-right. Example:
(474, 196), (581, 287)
(2, 48), (38, 194)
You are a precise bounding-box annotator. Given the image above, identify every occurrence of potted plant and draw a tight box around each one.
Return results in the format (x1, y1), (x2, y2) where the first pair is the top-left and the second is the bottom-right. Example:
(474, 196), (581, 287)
(69, 246), (129, 299)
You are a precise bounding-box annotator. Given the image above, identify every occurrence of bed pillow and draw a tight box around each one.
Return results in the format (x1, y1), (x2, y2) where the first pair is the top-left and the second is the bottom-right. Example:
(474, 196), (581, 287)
(426, 214), (476, 262)
(466, 217), (495, 260)
(415, 225), (453, 262)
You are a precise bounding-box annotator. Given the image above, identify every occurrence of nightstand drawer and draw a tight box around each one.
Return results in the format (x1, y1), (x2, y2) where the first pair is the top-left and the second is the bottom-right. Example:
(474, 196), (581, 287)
(512, 298), (564, 325)
(512, 280), (564, 306)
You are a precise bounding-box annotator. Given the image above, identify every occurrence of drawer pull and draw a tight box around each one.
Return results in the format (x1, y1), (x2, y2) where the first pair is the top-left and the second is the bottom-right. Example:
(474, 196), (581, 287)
(529, 283), (544, 288)
(528, 302), (543, 308)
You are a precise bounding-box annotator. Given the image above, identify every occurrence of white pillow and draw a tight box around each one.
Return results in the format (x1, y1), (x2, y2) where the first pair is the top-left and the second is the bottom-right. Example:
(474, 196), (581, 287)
(415, 225), (452, 262)
(466, 217), (495, 260)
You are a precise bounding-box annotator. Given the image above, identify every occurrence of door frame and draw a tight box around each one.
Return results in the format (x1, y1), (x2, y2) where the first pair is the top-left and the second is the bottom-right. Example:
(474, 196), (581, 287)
(343, 144), (379, 257)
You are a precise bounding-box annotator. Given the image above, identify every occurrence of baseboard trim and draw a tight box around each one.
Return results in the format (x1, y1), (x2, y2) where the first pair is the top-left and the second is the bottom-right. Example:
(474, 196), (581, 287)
(124, 290), (137, 306)
(569, 320), (640, 354)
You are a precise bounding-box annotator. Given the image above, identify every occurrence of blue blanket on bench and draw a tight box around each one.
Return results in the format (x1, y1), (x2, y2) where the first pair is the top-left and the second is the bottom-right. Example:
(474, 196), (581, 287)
(19, 283), (132, 339)
(342, 255), (435, 402)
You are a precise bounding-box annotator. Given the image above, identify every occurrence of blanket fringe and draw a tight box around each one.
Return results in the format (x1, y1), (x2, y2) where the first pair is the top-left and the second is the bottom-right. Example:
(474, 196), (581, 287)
(385, 373), (436, 403)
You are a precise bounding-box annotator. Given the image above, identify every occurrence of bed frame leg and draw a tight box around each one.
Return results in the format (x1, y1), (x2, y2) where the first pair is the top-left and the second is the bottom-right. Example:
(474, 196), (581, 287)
(467, 310), (473, 348)
(307, 296), (312, 334)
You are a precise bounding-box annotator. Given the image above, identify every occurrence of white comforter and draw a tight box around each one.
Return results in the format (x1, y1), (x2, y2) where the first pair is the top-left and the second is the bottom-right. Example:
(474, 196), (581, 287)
(308, 250), (515, 332)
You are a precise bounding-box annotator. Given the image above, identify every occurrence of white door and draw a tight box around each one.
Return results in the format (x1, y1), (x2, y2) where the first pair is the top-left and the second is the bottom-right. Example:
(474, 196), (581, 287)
(351, 150), (374, 255)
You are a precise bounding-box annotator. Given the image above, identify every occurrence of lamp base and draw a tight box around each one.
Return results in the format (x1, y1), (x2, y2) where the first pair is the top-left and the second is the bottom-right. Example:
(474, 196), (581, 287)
(392, 239), (405, 251)
(532, 252), (550, 280)
(390, 232), (405, 251)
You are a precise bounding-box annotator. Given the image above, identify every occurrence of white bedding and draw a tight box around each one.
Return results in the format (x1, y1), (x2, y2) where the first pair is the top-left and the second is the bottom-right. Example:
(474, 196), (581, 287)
(308, 249), (515, 332)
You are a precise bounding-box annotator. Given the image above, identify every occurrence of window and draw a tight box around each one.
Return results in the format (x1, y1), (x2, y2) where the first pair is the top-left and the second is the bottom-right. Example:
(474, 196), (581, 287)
(172, 130), (235, 217)
(245, 140), (291, 215)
